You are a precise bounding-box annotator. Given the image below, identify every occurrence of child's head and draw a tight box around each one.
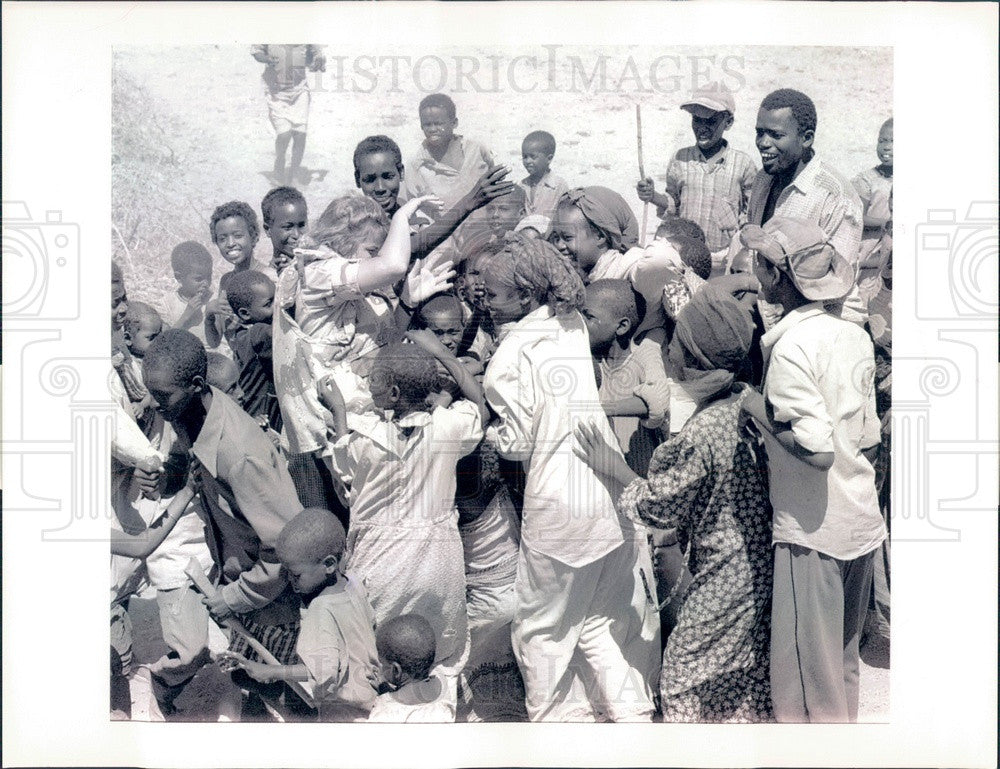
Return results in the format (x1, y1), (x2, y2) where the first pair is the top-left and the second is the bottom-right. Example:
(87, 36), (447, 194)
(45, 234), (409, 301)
(206, 351), (242, 401)
(369, 343), (440, 415)
(142, 329), (208, 423)
(415, 294), (465, 355)
(170, 241), (213, 298)
(311, 195), (390, 261)
(353, 135), (405, 215)
(877, 117), (893, 167)
(111, 261), (128, 331)
(209, 201), (260, 268)
(418, 93), (458, 150)
(469, 185), (526, 242)
(123, 301), (163, 359)
(655, 216), (706, 244)
(375, 614), (437, 688)
(756, 88), (817, 175)
(261, 186), (308, 272)
(582, 279), (643, 351)
(456, 240), (504, 308)
(226, 269), (275, 325)
(680, 85), (736, 154)
(664, 235), (712, 280)
(482, 234), (585, 324)
(521, 130), (556, 179)
(275, 508), (346, 597)
(551, 187), (639, 271)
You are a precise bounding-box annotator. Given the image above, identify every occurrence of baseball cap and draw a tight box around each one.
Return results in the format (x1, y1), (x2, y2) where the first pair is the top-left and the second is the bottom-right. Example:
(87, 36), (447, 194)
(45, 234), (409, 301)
(680, 83), (736, 115)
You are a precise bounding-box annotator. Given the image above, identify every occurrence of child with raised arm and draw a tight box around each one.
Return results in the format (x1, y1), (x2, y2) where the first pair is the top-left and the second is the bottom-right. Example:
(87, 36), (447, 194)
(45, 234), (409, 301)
(481, 235), (657, 722)
(637, 85), (757, 276)
(220, 508), (381, 721)
(402, 93), (495, 210)
(317, 341), (484, 715)
(369, 614), (456, 722)
(157, 241), (213, 344)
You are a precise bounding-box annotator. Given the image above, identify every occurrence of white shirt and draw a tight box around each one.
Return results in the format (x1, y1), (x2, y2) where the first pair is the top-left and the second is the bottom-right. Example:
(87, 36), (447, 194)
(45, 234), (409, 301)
(483, 306), (626, 567)
(759, 303), (886, 560)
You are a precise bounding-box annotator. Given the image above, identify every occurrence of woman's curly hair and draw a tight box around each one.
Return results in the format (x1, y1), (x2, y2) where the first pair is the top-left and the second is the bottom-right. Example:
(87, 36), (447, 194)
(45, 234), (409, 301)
(483, 233), (585, 316)
(308, 195), (390, 258)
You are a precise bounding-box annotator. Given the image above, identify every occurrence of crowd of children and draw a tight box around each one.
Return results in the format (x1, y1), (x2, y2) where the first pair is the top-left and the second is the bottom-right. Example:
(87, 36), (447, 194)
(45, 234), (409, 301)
(110, 83), (892, 724)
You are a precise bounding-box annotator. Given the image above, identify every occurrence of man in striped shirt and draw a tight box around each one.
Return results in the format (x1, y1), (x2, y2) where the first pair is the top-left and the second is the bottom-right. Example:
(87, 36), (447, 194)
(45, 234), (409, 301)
(637, 84), (757, 276)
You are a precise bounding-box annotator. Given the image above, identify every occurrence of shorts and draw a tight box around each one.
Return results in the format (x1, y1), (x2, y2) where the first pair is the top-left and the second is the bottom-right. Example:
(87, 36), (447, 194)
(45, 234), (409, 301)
(265, 81), (310, 134)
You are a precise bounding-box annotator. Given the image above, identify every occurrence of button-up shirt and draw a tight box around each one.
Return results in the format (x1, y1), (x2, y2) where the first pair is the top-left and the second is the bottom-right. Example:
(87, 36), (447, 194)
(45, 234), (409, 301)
(401, 135), (494, 210)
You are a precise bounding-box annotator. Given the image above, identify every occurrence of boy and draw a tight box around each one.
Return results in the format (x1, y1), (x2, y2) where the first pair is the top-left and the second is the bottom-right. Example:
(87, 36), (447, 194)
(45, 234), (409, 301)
(637, 84), (757, 276)
(261, 186), (308, 275)
(412, 294), (484, 379)
(206, 352), (243, 402)
(518, 130), (568, 221)
(221, 508), (381, 721)
(852, 118), (893, 302)
(140, 329), (307, 717)
(739, 217), (885, 723)
(251, 44), (326, 186)
(158, 241), (213, 344)
(369, 614), (455, 722)
(226, 269), (282, 431)
(402, 93), (495, 210)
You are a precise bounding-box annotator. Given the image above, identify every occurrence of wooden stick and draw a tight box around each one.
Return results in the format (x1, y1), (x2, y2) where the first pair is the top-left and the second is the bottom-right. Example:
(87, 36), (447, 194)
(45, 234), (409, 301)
(184, 558), (315, 708)
(636, 104), (649, 247)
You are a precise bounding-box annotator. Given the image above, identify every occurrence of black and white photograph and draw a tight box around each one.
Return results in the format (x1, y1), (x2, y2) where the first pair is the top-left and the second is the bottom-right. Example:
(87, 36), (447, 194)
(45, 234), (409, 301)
(2, 2), (997, 767)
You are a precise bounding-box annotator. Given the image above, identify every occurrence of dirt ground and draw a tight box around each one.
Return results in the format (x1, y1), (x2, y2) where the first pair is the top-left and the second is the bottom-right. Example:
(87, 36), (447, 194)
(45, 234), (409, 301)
(114, 43), (892, 723)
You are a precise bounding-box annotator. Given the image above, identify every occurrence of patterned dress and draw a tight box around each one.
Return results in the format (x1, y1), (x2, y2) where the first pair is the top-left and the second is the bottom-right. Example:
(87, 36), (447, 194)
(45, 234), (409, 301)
(618, 389), (773, 722)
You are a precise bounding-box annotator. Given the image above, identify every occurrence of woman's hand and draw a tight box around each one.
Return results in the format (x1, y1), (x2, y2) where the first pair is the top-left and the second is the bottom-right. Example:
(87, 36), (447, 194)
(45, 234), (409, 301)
(400, 257), (457, 307)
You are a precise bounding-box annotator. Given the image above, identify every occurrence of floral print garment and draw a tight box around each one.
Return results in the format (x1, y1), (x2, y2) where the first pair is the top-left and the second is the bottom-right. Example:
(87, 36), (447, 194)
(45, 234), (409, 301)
(618, 391), (774, 722)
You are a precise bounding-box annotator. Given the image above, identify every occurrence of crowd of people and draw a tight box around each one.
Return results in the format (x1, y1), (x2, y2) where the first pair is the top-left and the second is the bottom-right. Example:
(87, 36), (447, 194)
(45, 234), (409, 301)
(109, 49), (893, 724)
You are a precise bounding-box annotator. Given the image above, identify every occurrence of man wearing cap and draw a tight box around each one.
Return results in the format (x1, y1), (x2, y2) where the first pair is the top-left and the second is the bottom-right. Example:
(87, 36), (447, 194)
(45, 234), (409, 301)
(732, 88), (866, 323)
(637, 83), (757, 276)
(740, 217), (886, 723)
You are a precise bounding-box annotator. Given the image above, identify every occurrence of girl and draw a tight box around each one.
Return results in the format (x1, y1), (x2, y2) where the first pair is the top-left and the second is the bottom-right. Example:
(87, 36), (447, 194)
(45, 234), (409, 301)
(480, 234), (657, 722)
(575, 284), (774, 723)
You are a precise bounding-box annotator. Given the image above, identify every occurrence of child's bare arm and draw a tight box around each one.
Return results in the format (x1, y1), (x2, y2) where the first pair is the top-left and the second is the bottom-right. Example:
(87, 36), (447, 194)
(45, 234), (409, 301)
(218, 652), (310, 683)
(406, 329), (489, 425)
(355, 196), (441, 294)
(317, 375), (350, 437)
(110, 483), (196, 559)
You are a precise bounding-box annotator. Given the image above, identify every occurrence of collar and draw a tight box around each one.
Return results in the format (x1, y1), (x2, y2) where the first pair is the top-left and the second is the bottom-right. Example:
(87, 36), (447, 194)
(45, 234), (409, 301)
(496, 303), (557, 342)
(694, 140), (730, 165)
(522, 171), (559, 188)
(759, 301), (828, 359)
(417, 135), (465, 172)
(191, 385), (228, 477)
(784, 153), (824, 195)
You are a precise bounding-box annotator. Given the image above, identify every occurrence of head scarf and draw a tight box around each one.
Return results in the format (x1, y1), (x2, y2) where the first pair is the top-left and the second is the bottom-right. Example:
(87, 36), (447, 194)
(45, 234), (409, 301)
(561, 186), (639, 253)
(672, 284), (755, 403)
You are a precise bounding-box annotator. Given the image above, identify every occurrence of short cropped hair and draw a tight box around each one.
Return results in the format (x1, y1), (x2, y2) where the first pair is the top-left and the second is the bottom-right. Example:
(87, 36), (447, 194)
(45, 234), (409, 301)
(353, 135), (404, 183)
(376, 614), (437, 681)
(225, 270), (274, 314)
(415, 293), (464, 326)
(209, 201), (260, 246)
(586, 279), (643, 331)
(261, 186), (307, 228)
(370, 343), (439, 406)
(523, 130), (556, 155)
(418, 93), (456, 120)
(124, 301), (162, 335)
(760, 88), (817, 135)
(143, 328), (207, 387)
(668, 235), (713, 280)
(311, 195), (389, 259)
(656, 216), (706, 244)
(205, 351), (239, 390)
(170, 241), (213, 275)
(276, 508), (345, 565)
(880, 117), (893, 131)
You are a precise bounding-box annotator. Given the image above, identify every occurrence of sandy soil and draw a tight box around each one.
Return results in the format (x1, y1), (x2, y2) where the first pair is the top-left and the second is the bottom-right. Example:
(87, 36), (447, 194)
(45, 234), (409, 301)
(114, 42), (891, 723)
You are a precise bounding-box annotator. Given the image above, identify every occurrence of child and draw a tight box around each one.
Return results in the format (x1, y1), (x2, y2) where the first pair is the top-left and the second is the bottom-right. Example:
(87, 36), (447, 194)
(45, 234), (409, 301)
(657, 233), (711, 320)
(411, 294), (484, 380)
(318, 341), (485, 714)
(459, 183), (528, 251)
(225, 269), (281, 431)
(140, 329), (308, 718)
(156, 241), (213, 345)
(261, 186), (308, 275)
(852, 118), (893, 302)
(739, 217), (886, 723)
(251, 44), (326, 186)
(206, 351), (243, 402)
(121, 301), (163, 427)
(369, 615), (456, 722)
(271, 193), (433, 518)
(656, 215), (706, 244)
(637, 84), (757, 276)
(402, 93), (495, 210)
(481, 235), (657, 722)
(519, 130), (568, 221)
(454, 240), (504, 370)
(221, 508), (381, 722)
(204, 200), (274, 349)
